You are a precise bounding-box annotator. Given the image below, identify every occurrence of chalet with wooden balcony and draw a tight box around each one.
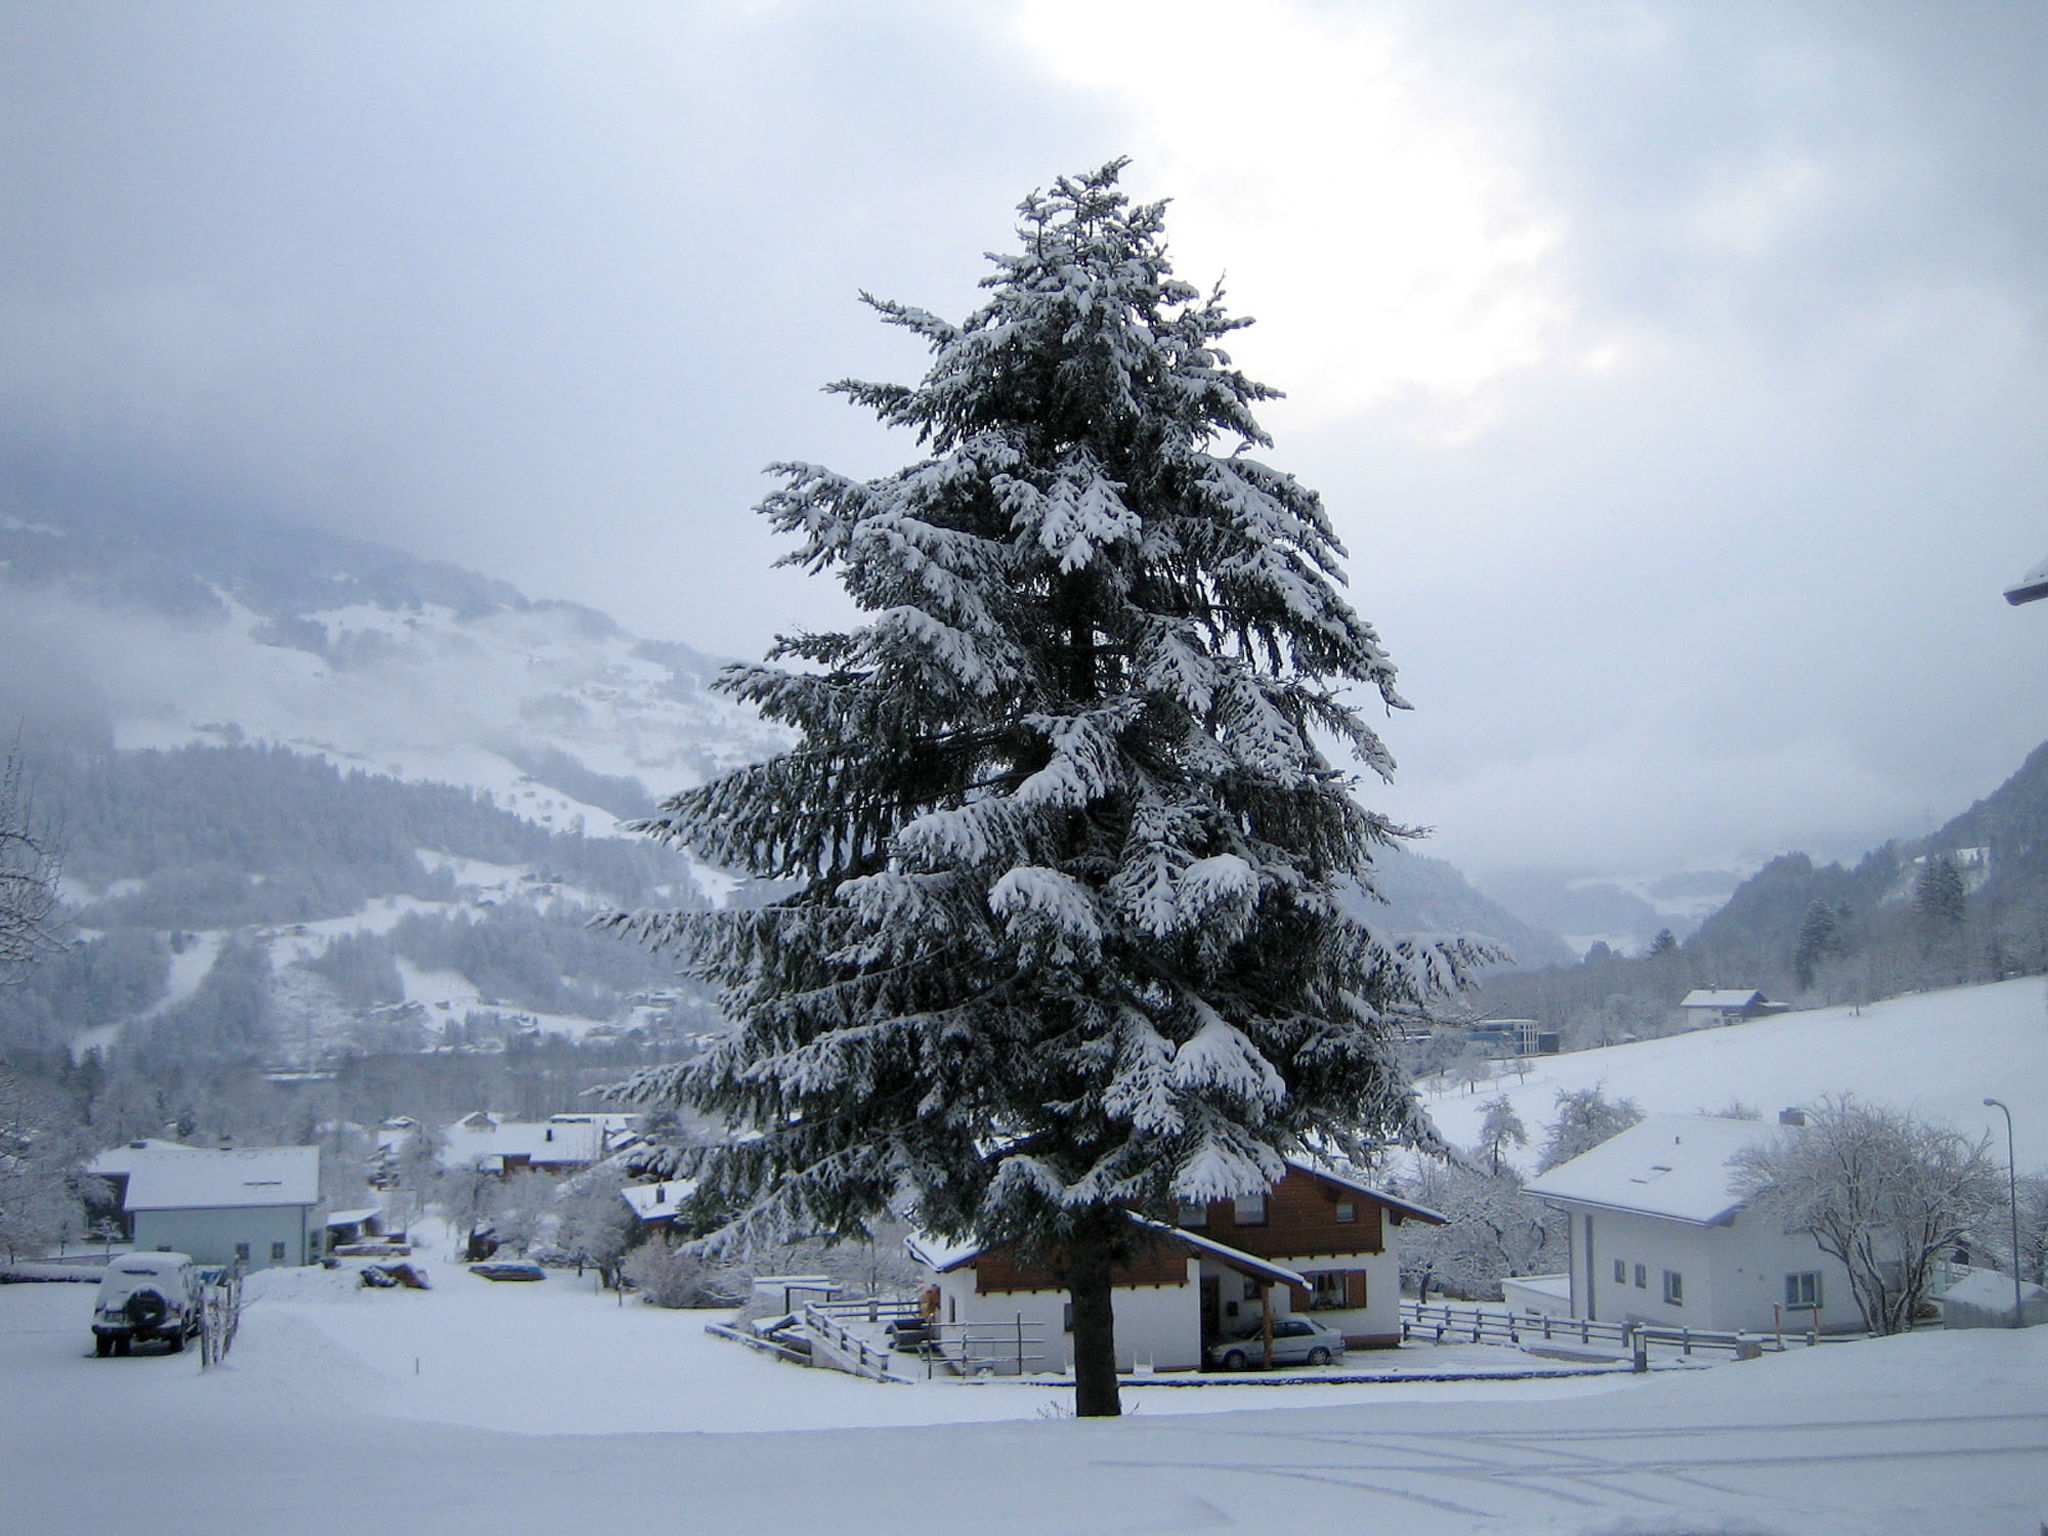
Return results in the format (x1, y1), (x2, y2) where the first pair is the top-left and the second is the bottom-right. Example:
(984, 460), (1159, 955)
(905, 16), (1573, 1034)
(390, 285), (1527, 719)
(906, 1161), (1444, 1374)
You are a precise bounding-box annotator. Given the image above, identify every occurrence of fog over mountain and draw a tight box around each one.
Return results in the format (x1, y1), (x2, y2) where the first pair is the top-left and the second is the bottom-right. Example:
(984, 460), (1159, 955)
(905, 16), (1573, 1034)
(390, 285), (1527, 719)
(0, 496), (1567, 1066)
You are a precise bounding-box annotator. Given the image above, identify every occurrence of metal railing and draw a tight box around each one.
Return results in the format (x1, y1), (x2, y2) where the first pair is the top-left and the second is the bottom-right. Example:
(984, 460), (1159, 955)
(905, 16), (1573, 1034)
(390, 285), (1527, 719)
(1400, 1300), (1763, 1362)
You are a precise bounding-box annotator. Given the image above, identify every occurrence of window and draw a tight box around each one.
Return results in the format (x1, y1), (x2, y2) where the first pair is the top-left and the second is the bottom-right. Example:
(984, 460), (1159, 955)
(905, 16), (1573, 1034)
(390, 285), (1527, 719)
(1062, 1302), (1074, 1333)
(1307, 1272), (1348, 1311)
(271, 1241), (287, 1263)
(1176, 1201), (1208, 1229)
(1662, 1270), (1683, 1307)
(234, 1242), (251, 1264)
(1242, 1277), (1260, 1302)
(1613, 1259), (1627, 1284)
(1334, 1202), (1356, 1224)
(1232, 1193), (1267, 1226)
(1785, 1272), (1822, 1309)
(1634, 1264), (1647, 1289)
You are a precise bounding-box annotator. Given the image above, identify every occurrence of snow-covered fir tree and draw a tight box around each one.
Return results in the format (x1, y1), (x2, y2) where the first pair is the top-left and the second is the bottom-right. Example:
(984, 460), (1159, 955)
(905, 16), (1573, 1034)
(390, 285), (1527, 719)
(603, 162), (1489, 1416)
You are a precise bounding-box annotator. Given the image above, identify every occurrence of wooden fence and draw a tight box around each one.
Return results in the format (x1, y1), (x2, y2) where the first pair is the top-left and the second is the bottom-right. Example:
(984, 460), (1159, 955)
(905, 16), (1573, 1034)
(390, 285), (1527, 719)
(198, 1267), (243, 1370)
(801, 1301), (914, 1382)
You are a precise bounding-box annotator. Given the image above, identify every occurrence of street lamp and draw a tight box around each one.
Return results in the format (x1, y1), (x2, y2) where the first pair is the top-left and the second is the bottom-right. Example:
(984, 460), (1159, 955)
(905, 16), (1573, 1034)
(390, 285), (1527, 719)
(1983, 1097), (2023, 1327)
(2006, 555), (2048, 605)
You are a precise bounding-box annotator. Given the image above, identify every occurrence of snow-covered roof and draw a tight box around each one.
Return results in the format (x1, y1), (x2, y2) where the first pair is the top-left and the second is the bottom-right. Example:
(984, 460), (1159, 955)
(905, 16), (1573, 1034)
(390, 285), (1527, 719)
(903, 1232), (983, 1273)
(1284, 1159), (1449, 1225)
(123, 1146), (322, 1211)
(85, 1139), (205, 1177)
(1681, 989), (1768, 1009)
(1523, 1115), (1782, 1225)
(439, 1115), (604, 1170)
(620, 1180), (694, 1222)
(1127, 1216), (1308, 1289)
(1938, 1270), (2047, 1309)
(325, 1206), (384, 1228)
(908, 1213), (1308, 1289)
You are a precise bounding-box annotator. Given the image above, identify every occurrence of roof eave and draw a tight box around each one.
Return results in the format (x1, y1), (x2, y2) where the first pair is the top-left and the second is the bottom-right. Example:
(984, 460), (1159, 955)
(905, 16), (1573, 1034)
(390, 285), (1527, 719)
(1283, 1158), (1448, 1225)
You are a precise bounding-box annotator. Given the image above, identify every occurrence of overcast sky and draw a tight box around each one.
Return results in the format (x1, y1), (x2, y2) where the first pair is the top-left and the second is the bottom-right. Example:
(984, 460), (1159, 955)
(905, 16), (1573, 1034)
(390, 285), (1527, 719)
(4, 1), (2045, 885)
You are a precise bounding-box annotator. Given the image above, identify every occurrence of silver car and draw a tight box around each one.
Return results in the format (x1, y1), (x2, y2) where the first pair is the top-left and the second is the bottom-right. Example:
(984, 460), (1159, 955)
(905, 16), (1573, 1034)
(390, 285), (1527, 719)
(1205, 1315), (1348, 1371)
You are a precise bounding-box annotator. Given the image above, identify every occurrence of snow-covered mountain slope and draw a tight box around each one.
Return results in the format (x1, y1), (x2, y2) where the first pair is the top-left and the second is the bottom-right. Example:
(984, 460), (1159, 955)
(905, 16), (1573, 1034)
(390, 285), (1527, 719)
(1424, 975), (2047, 1169)
(3, 507), (785, 835)
(3, 498), (1563, 964)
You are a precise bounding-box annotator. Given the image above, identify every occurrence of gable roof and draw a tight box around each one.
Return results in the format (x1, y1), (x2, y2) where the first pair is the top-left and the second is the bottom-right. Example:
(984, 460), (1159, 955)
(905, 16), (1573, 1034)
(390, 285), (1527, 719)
(439, 1115), (604, 1170)
(1523, 1114), (1781, 1225)
(621, 1179), (694, 1222)
(1283, 1159), (1448, 1225)
(85, 1139), (204, 1178)
(907, 1212), (1309, 1289)
(123, 1146), (321, 1211)
(1681, 989), (1769, 1009)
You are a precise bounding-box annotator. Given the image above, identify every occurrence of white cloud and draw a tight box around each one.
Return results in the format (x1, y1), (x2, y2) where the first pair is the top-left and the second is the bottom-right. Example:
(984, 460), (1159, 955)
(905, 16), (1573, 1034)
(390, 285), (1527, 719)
(1007, 0), (1568, 424)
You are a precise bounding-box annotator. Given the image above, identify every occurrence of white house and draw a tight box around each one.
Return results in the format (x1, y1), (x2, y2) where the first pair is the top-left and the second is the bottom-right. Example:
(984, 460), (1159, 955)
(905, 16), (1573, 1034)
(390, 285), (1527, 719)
(1525, 1114), (1860, 1335)
(115, 1145), (325, 1271)
(906, 1162), (1445, 1374)
(437, 1112), (626, 1175)
(1678, 990), (1788, 1027)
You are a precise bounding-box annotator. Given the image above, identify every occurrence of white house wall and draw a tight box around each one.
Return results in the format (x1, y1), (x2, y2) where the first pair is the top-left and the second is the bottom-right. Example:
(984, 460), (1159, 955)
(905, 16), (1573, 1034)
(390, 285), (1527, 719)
(941, 1259), (1205, 1373)
(131, 1204), (319, 1271)
(1267, 1248), (1404, 1346)
(1566, 1204), (1857, 1335)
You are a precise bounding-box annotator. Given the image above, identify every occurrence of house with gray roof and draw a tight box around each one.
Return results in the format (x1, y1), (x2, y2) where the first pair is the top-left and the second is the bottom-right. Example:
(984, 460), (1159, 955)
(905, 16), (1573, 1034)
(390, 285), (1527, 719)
(1525, 1113), (1858, 1335)
(1679, 989), (1788, 1027)
(119, 1145), (325, 1271)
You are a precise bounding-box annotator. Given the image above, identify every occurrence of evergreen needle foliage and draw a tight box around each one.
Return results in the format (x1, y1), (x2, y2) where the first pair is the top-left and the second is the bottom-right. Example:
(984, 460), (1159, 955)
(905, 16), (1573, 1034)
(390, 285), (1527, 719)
(602, 162), (1489, 1414)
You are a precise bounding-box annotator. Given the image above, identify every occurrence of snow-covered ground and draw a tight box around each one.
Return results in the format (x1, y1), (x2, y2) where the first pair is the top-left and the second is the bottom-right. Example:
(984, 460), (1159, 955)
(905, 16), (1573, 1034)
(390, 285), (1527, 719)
(5, 1260), (2043, 1534)
(1428, 977), (2048, 1170)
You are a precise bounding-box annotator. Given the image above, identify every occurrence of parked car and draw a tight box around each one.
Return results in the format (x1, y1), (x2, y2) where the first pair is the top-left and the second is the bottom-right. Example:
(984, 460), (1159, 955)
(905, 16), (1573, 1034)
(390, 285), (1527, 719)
(91, 1251), (205, 1357)
(1204, 1315), (1348, 1371)
(469, 1259), (546, 1282)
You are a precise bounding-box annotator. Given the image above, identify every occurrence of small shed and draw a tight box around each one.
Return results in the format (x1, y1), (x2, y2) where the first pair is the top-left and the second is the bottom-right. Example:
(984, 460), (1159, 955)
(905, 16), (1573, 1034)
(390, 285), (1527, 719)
(1937, 1270), (2048, 1329)
(752, 1274), (841, 1313)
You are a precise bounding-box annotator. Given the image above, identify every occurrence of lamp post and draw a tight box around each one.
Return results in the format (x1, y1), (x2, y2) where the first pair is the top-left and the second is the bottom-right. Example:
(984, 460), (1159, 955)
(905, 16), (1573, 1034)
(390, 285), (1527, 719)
(1983, 1097), (2023, 1327)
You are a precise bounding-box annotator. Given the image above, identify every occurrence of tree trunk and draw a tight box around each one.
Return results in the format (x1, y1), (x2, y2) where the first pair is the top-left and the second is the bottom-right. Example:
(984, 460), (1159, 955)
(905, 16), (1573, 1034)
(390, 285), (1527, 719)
(1067, 1214), (1122, 1418)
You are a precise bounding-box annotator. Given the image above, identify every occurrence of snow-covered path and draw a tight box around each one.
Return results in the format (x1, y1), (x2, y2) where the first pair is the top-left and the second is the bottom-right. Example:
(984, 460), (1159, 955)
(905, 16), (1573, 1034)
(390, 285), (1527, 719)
(4, 1274), (2043, 1535)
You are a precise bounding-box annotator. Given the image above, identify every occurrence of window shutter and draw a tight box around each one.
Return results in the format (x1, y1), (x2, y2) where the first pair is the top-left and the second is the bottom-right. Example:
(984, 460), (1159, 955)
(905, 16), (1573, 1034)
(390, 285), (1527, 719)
(1346, 1271), (1367, 1309)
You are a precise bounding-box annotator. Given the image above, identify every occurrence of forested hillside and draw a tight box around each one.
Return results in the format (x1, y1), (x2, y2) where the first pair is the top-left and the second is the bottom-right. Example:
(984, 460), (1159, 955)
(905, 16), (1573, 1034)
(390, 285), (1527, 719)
(0, 743), (720, 1058)
(1475, 738), (2048, 1041)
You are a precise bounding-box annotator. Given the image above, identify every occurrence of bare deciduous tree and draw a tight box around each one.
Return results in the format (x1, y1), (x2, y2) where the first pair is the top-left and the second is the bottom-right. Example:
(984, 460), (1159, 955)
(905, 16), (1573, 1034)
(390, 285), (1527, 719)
(1733, 1096), (1998, 1335)
(0, 747), (62, 981)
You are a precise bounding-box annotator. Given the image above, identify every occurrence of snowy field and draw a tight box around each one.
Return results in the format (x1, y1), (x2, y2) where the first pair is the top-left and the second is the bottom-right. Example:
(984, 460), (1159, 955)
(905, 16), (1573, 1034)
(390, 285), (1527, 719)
(1426, 977), (2048, 1168)
(5, 1262), (2043, 1535)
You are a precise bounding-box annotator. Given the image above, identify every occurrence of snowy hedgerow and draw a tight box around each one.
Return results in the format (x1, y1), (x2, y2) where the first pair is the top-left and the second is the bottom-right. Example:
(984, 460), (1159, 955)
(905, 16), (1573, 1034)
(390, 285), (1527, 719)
(601, 162), (1490, 1415)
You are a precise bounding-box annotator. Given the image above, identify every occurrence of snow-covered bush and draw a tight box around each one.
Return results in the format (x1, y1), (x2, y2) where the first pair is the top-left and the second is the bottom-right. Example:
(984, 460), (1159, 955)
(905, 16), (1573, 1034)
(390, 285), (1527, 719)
(622, 1242), (742, 1309)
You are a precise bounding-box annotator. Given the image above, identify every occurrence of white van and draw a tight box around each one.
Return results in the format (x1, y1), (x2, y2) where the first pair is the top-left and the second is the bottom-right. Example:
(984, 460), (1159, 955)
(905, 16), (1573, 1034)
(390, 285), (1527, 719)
(91, 1252), (204, 1356)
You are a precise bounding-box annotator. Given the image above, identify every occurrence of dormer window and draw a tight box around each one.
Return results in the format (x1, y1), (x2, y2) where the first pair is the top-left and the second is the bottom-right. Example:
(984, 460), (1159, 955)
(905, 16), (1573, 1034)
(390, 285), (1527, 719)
(1232, 1193), (1267, 1226)
(1176, 1201), (1208, 1228)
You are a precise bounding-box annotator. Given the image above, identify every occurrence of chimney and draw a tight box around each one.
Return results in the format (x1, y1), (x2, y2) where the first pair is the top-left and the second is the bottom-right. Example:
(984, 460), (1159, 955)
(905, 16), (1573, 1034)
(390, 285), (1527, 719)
(1779, 1107), (1807, 1127)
